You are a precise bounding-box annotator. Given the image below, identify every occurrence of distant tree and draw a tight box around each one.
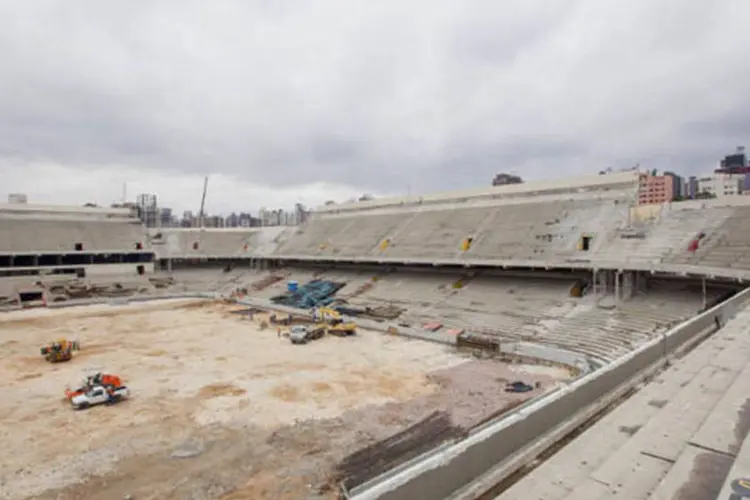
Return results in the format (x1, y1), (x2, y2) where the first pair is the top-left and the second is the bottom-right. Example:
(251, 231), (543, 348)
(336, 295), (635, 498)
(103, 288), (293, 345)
(324, 200), (335, 205)
(83, 202), (98, 207)
(695, 190), (717, 200)
(672, 194), (685, 202)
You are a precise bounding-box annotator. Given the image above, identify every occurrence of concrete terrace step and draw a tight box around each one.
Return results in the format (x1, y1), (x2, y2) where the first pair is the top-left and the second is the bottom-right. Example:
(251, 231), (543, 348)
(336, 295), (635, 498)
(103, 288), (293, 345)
(648, 360), (750, 499)
(715, 421), (750, 499)
(494, 306), (750, 500)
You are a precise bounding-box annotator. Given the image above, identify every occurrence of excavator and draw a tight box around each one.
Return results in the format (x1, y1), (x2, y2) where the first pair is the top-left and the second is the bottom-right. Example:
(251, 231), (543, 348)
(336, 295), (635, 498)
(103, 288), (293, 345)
(312, 307), (342, 324)
(40, 339), (80, 363)
(312, 307), (357, 336)
(327, 322), (357, 336)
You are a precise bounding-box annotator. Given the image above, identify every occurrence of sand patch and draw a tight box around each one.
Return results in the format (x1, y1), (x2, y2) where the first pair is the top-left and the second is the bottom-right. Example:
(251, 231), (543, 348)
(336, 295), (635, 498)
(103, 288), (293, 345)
(269, 384), (302, 402)
(198, 383), (247, 399)
(144, 349), (168, 357)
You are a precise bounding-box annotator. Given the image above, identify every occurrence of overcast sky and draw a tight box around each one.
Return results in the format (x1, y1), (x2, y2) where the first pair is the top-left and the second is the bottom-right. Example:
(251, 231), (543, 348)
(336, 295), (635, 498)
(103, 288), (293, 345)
(1, 0), (749, 214)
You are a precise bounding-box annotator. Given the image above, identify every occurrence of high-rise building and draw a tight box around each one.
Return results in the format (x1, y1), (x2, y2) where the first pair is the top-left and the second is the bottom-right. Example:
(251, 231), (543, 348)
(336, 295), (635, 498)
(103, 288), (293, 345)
(238, 212), (257, 227)
(638, 173), (675, 205)
(225, 212), (239, 228)
(716, 146), (748, 173)
(7, 193), (27, 204)
(181, 211), (195, 227)
(685, 177), (698, 199)
(663, 171), (683, 199)
(696, 173), (744, 198)
(492, 173), (523, 186)
(158, 207), (174, 228)
(136, 193), (159, 227)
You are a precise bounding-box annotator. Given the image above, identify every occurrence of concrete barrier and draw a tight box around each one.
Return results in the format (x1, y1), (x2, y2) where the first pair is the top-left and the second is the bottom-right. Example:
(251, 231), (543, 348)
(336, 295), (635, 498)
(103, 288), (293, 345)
(349, 286), (750, 500)
(43, 293), (211, 309)
(499, 342), (594, 374)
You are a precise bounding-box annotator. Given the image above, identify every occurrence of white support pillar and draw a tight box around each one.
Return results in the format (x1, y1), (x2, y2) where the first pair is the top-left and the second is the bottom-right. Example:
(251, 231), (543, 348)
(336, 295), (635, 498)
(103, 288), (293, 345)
(592, 269), (597, 299)
(702, 277), (707, 310)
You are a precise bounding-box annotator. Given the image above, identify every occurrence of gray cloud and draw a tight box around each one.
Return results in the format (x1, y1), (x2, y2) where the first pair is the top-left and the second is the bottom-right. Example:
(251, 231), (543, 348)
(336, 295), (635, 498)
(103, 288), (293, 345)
(1, 0), (749, 201)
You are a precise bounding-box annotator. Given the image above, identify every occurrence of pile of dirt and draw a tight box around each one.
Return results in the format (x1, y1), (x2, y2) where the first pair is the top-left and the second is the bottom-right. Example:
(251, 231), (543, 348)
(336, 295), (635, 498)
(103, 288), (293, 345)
(364, 305), (405, 320)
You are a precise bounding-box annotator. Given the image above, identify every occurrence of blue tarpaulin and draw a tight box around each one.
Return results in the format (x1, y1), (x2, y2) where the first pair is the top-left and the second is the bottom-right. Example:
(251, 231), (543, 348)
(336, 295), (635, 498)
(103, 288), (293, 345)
(271, 279), (346, 309)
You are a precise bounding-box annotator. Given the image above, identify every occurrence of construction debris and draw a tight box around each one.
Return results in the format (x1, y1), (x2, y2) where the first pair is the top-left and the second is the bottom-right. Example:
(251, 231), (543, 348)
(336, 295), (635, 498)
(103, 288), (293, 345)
(35, 279), (150, 301)
(332, 411), (466, 491)
(363, 305), (404, 320)
(148, 276), (175, 289)
(228, 307), (264, 316)
(250, 274), (285, 292)
(456, 332), (500, 351)
(505, 381), (534, 393)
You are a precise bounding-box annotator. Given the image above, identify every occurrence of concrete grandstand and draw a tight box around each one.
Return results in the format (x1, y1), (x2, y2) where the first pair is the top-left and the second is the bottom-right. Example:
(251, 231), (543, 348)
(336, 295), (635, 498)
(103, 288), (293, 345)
(2, 170), (750, 499)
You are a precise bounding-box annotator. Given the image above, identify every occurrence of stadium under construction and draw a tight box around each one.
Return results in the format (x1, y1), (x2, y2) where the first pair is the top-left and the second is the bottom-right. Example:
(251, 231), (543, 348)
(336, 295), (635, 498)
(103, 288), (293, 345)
(2, 170), (750, 500)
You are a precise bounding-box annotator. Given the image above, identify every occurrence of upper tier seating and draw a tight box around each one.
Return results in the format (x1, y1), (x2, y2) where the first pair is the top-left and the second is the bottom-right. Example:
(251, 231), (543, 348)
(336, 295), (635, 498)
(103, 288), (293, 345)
(153, 229), (260, 259)
(667, 205), (750, 271)
(0, 218), (148, 253)
(465, 198), (627, 262)
(273, 195), (631, 263)
(592, 205), (735, 267)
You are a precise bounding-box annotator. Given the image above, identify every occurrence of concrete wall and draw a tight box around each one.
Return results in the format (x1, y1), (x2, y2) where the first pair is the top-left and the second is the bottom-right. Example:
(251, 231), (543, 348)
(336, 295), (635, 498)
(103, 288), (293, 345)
(350, 286), (750, 500)
(44, 292), (211, 309)
(84, 263), (155, 276)
(630, 203), (663, 223)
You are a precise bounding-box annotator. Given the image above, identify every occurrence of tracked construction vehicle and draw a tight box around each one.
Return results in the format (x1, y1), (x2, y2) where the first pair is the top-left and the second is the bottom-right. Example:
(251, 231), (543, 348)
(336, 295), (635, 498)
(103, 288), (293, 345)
(40, 339), (80, 363)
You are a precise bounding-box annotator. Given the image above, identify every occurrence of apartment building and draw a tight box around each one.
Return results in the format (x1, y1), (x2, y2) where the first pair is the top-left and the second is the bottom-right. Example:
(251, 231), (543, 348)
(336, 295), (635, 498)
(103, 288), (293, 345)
(638, 173), (674, 205)
(696, 173), (744, 198)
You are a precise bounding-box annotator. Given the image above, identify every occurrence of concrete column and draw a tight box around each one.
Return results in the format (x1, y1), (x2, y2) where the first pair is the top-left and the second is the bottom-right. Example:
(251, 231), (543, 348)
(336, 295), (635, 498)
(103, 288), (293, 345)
(592, 269), (597, 299)
(621, 271), (635, 300)
(614, 271), (620, 305)
(167, 258), (172, 273)
(598, 270), (609, 294)
(702, 277), (707, 310)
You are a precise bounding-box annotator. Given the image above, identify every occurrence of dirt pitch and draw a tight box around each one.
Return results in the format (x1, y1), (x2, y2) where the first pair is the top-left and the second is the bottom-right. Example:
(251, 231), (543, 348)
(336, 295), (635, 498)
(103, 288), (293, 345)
(0, 299), (571, 500)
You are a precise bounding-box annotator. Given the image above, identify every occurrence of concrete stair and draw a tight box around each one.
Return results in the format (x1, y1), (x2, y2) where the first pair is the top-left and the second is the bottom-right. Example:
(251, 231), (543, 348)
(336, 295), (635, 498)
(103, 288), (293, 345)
(494, 306), (750, 500)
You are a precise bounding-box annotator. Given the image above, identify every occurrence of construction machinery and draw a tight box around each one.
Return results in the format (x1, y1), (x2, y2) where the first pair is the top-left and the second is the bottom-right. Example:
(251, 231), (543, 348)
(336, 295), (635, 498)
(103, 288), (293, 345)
(69, 384), (129, 410)
(65, 373), (129, 410)
(327, 322), (357, 336)
(312, 307), (342, 324)
(40, 339), (80, 363)
(65, 373), (123, 399)
(289, 324), (326, 345)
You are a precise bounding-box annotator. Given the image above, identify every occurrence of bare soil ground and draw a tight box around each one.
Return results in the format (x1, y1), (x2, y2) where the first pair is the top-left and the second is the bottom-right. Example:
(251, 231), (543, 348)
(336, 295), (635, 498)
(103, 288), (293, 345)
(0, 299), (571, 500)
